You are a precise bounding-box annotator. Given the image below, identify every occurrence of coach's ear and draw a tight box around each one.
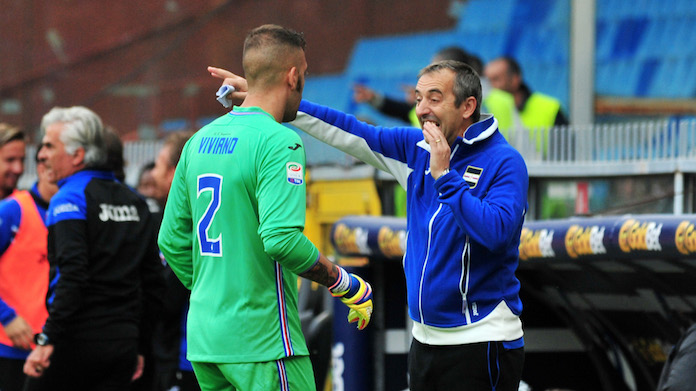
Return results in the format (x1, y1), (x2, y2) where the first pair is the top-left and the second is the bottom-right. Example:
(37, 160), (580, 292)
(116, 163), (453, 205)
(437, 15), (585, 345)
(461, 96), (477, 121)
(72, 146), (86, 168)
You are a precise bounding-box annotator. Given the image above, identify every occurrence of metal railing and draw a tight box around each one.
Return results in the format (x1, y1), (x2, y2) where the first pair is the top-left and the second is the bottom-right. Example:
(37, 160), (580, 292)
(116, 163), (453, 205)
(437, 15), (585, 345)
(512, 117), (696, 177)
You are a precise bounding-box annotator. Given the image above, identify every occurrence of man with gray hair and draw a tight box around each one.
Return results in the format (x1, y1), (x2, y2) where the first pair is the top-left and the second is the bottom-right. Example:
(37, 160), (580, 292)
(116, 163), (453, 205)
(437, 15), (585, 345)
(23, 106), (164, 390)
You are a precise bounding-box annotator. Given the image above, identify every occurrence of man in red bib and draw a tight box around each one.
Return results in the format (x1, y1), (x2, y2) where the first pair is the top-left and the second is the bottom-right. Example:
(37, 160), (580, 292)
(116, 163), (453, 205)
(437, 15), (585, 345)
(0, 125), (58, 391)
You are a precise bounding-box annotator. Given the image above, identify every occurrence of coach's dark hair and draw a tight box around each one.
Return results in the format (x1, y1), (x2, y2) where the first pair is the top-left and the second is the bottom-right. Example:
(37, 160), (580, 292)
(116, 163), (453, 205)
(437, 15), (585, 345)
(418, 60), (482, 123)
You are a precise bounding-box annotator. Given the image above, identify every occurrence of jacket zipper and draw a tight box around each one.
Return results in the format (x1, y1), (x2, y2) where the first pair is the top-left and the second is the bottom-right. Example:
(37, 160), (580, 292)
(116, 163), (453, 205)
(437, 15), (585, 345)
(460, 236), (471, 324)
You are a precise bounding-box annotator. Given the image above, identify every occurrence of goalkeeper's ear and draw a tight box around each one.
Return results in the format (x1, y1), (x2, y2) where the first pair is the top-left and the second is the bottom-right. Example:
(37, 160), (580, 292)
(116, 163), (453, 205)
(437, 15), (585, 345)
(287, 66), (300, 92)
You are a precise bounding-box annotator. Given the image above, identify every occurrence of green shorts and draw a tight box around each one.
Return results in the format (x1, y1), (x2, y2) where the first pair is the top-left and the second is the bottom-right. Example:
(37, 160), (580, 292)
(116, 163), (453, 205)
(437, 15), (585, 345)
(191, 355), (314, 391)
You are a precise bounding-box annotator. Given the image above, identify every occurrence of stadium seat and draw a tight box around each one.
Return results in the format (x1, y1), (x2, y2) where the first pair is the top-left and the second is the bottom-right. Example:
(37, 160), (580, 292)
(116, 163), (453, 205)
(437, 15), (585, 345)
(306, 0), (695, 132)
(611, 17), (649, 60)
(596, 20), (618, 62)
(159, 118), (190, 133)
(303, 74), (352, 113)
(456, 0), (516, 32)
(346, 31), (460, 80)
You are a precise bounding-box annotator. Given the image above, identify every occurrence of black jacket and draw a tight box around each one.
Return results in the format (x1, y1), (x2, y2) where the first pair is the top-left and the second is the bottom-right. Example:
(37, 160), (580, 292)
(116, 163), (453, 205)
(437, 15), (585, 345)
(43, 170), (164, 352)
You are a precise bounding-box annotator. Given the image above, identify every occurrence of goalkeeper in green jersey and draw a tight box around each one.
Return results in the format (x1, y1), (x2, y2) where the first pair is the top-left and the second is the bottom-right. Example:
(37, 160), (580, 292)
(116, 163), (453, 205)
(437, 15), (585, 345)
(157, 24), (373, 391)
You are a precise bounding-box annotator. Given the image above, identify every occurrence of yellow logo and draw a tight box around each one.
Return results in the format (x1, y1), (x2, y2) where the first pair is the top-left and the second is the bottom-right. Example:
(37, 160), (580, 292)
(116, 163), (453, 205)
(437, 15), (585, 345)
(377, 226), (406, 258)
(333, 223), (369, 255)
(618, 219), (663, 253)
(519, 227), (555, 261)
(675, 220), (696, 255)
(565, 225), (607, 258)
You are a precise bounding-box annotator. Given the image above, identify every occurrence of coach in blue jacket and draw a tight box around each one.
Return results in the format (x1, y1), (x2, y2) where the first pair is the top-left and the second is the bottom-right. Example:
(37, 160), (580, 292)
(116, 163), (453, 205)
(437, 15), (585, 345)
(211, 59), (528, 391)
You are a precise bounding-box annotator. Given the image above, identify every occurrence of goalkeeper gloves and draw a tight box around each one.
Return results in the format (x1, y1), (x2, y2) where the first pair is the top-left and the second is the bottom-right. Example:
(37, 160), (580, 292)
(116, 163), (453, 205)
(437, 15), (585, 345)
(329, 267), (373, 330)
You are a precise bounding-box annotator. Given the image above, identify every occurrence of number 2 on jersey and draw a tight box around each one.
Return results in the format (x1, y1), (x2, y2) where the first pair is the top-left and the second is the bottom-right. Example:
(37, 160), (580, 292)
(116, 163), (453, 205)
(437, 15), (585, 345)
(197, 174), (222, 256)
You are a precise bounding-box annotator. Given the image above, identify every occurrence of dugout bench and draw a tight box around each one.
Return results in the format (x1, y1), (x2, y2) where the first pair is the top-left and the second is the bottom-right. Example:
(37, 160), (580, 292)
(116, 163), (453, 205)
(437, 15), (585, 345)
(328, 214), (696, 391)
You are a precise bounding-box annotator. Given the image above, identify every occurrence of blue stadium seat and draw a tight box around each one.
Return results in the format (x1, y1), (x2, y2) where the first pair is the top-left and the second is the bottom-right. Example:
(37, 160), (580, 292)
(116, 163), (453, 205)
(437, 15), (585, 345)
(596, 59), (643, 97)
(684, 17), (696, 55)
(317, 0), (691, 128)
(611, 17), (649, 60)
(346, 31), (461, 80)
(160, 118), (190, 132)
(546, 0), (570, 25)
(674, 0), (696, 17)
(196, 116), (218, 128)
(635, 58), (660, 97)
(670, 18), (696, 57)
(598, 0), (634, 21)
(523, 62), (569, 110)
(302, 74), (352, 113)
(595, 20), (618, 62)
(452, 30), (506, 63)
(456, 0), (516, 32)
(672, 57), (696, 98)
(635, 18), (665, 60)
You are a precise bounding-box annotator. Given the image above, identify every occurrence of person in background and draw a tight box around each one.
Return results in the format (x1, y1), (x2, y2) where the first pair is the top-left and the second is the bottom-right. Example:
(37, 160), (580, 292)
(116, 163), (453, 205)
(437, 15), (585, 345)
(103, 127), (126, 182)
(149, 130), (200, 391)
(0, 147), (58, 391)
(101, 127), (163, 391)
(352, 46), (515, 131)
(353, 46), (483, 127)
(23, 106), (165, 390)
(211, 58), (528, 391)
(137, 162), (157, 197)
(0, 124), (27, 200)
(159, 24), (373, 390)
(150, 132), (192, 208)
(484, 56), (569, 134)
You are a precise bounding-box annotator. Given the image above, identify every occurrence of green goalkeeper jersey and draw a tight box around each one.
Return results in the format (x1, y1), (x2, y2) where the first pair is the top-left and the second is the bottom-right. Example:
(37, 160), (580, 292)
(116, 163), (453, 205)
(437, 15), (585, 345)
(158, 106), (319, 363)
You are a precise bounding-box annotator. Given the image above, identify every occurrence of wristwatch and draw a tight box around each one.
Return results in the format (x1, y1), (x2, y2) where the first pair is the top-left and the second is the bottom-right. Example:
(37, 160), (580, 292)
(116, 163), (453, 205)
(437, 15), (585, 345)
(34, 333), (51, 346)
(436, 168), (450, 180)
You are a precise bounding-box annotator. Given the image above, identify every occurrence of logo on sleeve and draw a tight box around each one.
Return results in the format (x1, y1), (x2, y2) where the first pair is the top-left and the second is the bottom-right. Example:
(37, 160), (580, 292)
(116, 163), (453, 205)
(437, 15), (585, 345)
(53, 202), (80, 216)
(286, 162), (304, 185)
(463, 166), (482, 188)
(288, 143), (302, 150)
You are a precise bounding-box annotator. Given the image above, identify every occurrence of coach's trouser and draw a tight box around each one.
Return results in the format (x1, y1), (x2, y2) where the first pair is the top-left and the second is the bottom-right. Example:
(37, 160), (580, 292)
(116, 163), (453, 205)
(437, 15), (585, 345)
(408, 339), (524, 391)
(23, 338), (138, 391)
(0, 356), (27, 391)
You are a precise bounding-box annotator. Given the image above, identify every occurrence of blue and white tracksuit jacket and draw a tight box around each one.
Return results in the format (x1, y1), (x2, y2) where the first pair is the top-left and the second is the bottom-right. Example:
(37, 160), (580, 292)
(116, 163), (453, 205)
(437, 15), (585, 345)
(293, 100), (528, 348)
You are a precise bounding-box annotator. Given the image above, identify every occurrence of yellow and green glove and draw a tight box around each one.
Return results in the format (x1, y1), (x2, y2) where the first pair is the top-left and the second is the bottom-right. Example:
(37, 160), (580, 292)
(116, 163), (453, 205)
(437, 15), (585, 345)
(329, 267), (373, 330)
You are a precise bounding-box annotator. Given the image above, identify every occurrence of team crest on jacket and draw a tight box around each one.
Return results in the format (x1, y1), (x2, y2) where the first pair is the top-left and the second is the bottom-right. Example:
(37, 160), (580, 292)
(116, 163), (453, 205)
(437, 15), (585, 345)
(463, 166), (482, 188)
(286, 162), (304, 185)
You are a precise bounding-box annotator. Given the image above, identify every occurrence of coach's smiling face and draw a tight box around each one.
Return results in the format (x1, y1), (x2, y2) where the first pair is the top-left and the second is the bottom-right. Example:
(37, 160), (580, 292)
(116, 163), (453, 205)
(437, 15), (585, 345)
(415, 68), (470, 146)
